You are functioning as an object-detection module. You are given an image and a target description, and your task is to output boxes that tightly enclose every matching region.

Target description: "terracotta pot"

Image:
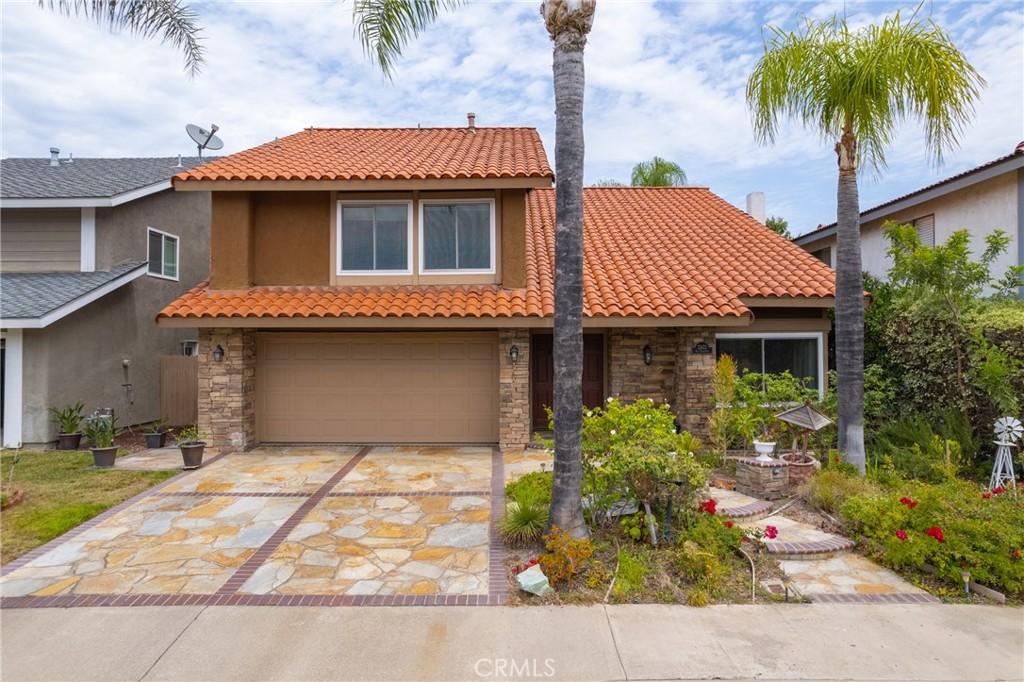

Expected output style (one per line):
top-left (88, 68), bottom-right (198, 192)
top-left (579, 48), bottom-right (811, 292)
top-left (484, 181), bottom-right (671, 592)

top-left (91, 446), bottom-right (118, 468)
top-left (57, 433), bottom-right (83, 450)
top-left (179, 443), bottom-right (206, 469)
top-left (144, 431), bottom-right (168, 449)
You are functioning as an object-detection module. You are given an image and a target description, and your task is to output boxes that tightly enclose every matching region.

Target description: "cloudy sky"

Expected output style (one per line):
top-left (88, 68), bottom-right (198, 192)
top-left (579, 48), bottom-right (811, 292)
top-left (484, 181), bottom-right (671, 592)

top-left (2, 0), bottom-right (1021, 234)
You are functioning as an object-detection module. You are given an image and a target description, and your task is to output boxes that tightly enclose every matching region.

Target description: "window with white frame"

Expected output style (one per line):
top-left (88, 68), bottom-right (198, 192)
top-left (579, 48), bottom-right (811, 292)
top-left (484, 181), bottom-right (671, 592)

top-left (338, 202), bottom-right (411, 274)
top-left (147, 228), bottom-right (179, 280)
top-left (420, 201), bottom-right (494, 273)
top-left (715, 333), bottom-right (825, 396)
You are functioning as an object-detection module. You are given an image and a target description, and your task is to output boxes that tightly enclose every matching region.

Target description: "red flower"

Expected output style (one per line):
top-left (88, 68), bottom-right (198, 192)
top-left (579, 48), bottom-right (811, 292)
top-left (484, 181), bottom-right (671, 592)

top-left (925, 527), bottom-right (945, 543)
top-left (833, 457), bottom-right (840, 463)
top-left (899, 497), bottom-right (919, 509)
top-left (725, 521), bottom-right (734, 529)
top-left (992, 486), bottom-right (1007, 495)
top-left (982, 492), bottom-right (992, 499)
top-left (895, 529), bottom-right (908, 541)
top-left (741, 536), bottom-right (749, 543)
top-left (700, 499), bottom-right (717, 515)
top-left (764, 525), bottom-right (779, 539)
top-left (1013, 550), bottom-right (1021, 560)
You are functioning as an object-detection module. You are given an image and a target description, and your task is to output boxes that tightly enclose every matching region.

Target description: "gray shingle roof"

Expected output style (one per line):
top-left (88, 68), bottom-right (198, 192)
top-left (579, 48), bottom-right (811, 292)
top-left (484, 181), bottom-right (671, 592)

top-left (0, 157), bottom-right (209, 199)
top-left (0, 262), bottom-right (146, 320)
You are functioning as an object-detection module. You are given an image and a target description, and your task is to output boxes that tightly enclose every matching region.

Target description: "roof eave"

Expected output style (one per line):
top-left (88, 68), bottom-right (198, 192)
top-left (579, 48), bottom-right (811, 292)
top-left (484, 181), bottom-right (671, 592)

top-left (172, 176), bottom-right (554, 192)
top-left (2, 264), bottom-right (148, 329)
top-left (0, 180), bottom-right (173, 209)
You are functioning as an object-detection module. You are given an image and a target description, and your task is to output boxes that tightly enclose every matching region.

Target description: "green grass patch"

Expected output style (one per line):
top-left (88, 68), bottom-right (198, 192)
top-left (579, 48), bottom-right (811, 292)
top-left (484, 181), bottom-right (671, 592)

top-left (0, 449), bottom-right (176, 564)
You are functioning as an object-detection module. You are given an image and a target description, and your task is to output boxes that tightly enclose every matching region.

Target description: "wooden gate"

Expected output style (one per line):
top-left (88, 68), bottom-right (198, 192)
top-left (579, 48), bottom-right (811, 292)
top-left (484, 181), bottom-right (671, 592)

top-left (160, 355), bottom-right (198, 426)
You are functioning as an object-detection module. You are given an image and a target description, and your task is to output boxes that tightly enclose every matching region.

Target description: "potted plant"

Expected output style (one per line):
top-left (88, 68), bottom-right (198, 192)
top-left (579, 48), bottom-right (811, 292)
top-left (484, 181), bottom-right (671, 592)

top-left (84, 414), bottom-right (120, 468)
top-left (143, 418), bottom-right (169, 449)
top-left (176, 424), bottom-right (207, 469)
top-left (49, 400), bottom-right (85, 450)
top-left (752, 422), bottom-right (778, 462)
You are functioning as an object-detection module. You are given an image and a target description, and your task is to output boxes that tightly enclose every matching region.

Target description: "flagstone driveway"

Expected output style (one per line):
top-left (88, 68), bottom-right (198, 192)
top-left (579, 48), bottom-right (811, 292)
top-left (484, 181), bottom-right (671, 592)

top-left (0, 445), bottom-right (551, 608)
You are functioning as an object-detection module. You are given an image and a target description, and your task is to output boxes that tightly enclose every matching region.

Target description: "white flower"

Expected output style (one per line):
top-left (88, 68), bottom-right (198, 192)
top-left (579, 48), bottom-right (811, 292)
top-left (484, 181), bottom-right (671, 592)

top-left (607, 397), bottom-right (613, 403)
top-left (610, 429), bottom-right (617, 435)
top-left (664, 402), bottom-right (670, 409)
top-left (586, 411), bottom-right (593, 417)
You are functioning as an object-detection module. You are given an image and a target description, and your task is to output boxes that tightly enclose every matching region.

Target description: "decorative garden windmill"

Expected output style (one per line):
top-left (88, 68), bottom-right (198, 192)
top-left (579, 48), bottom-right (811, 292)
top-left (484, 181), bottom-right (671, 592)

top-left (989, 417), bottom-right (1022, 491)
top-left (775, 401), bottom-right (834, 458)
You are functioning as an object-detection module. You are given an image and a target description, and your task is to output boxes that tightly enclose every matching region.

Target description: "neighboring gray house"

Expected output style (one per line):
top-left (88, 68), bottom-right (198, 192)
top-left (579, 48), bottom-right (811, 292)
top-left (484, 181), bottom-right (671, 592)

top-left (794, 141), bottom-right (1024, 294)
top-left (1, 150), bottom-right (210, 446)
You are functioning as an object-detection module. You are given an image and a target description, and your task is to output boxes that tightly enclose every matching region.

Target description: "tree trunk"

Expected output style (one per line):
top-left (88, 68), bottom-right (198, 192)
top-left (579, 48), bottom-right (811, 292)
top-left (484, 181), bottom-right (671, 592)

top-left (834, 127), bottom-right (866, 473)
top-left (543, 0), bottom-right (594, 538)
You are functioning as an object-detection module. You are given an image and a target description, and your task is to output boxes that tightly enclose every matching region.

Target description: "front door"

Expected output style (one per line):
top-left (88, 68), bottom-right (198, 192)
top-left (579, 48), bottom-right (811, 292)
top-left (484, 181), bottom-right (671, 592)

top-left (531, 334), bottom-right (604, 429)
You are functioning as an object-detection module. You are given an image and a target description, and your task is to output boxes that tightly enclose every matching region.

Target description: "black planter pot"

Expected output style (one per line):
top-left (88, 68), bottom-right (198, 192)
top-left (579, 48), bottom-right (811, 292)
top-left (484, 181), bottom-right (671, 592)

top-left (91, 446), bottom-right (118, 468)
top-left (57, 433), bottom-right (83, 450)
top-left (144, 431), bottom-right (168, 449)
top-left (179, 443), bottom-right (206, 469)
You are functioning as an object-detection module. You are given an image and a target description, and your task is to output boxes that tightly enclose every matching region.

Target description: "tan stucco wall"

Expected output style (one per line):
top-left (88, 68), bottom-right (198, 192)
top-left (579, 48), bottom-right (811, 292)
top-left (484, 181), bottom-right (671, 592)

top-left (253, 192), bottom-right (330, 285)
top-left (210, 192), bottom-right (254, 290)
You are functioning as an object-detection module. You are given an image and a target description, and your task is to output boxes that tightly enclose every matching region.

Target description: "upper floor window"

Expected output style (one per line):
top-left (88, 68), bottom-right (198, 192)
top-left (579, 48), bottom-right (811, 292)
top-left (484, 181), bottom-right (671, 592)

top-left (147, 227), bottom-right (178, 280)
top-left (338, 202), bottom-right (411, 274)
top-left (913, 214), bottom-right (935, 247)
top-left (420, 200), bottom-right (495, 273)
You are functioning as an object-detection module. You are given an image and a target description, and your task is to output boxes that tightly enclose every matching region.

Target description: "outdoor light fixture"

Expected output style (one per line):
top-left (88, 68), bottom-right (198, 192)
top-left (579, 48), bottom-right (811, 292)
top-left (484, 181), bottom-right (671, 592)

top-left (509, 345), bottom-right (519, 364)
top-left (213, 345), bottom-right (225, 363)
top-left (643, 344), bottom-right (653, 365)
top-left (782, 574), bottom-right (792, 602)
top-left (961, 570), bottom-right (971, 596)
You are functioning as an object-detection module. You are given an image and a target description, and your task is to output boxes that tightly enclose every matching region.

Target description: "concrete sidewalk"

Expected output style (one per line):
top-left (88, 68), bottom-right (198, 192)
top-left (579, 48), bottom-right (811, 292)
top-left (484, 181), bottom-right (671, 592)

top-left (2, 604), bottom-right (1021, 681)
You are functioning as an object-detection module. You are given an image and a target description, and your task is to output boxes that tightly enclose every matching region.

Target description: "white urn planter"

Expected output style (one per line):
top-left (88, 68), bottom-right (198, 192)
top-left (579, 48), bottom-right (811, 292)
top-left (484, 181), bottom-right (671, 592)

top-left (752, 440), bottom-right (777, 463)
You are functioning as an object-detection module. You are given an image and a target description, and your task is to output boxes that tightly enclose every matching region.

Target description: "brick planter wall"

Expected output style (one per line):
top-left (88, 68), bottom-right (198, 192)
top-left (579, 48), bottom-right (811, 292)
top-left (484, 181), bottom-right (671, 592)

top-left (735, 457), bottom-right (790, 500)
top-left (499, 329), bottom-right (530, 451)
top-left (198, 328), bottom-right (256, 454)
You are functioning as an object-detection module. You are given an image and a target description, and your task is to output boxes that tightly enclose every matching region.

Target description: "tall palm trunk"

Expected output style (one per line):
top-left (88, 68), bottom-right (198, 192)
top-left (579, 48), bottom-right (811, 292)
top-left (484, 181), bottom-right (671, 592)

top-left (544, 0), bottom-right (594, 538)
top-left (835, 126), bottom-right (866, 472)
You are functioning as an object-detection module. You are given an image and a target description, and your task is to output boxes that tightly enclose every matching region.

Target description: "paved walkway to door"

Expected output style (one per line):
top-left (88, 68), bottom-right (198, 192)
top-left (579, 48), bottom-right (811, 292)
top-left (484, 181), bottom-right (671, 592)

top-left (0, 445), bottom-right (533, 608)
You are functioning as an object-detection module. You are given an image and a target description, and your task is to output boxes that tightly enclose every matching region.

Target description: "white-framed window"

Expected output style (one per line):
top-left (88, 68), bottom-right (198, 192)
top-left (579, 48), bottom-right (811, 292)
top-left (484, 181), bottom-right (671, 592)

top-left (147, 227), bottom-right (179, 280)
top-left (337, 202), bottom-right (413, 275)
top-left (715, 332), bottom-right (825, 398)
top-left (419, 200), bottom-right (495, 274)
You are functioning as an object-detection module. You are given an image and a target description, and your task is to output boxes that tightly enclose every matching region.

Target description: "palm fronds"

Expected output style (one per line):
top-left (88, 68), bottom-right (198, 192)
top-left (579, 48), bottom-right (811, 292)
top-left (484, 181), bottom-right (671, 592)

top-left (353, 0), bottom-right (462, 79)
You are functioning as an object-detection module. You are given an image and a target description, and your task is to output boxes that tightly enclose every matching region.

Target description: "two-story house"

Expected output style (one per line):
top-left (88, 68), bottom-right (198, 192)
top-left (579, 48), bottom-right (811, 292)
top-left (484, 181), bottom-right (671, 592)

top-left (794, 141), bottom-right (1024, 295)
top-left (157, 123), bottom-right (837, 453)
top-left (1, 151), bottom-right (210, 446)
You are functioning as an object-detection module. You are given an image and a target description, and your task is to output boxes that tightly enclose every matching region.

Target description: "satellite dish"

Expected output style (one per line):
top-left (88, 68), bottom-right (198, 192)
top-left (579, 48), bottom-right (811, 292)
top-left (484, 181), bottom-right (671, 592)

top-left (186, 123), bottom-right (224, 160)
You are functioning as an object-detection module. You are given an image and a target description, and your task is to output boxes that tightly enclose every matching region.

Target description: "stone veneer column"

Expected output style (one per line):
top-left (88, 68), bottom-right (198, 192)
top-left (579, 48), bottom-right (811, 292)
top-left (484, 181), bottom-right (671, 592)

top-left (499, 329), bottom-right (530, 451)
top-left (674, 328), bottom-right (716, 439)
top-left (198, 327), bottom-right (256, 454)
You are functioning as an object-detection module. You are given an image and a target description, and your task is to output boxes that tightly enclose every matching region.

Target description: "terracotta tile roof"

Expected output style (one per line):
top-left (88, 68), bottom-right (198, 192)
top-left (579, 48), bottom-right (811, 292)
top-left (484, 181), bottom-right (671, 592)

top-left (173, 128), bottom-right (552, 183)
top-left (158, 187), bottom-right (835, 321)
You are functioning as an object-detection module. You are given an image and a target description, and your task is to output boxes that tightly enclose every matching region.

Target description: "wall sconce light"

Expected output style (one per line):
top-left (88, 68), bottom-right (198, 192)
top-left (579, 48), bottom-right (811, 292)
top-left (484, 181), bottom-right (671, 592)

top-left (509, 345), bottom-right (520, 364)
top-left (213, 345), bottom-right (225, 363)
top-left (642, 344), bottom-right (653, 366)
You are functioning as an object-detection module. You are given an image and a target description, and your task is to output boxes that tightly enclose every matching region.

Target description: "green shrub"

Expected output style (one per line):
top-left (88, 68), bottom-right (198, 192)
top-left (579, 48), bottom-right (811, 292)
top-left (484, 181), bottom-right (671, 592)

top-left (581, 399), bottom-right (707, 526)
top-left (49, 400), bottom-right (85, 435)
top-left (506, 471), bottom-right (552, 505)
top-left (612, 549), bottom-right (649, 599)
top-left (840, 479), bottom-right (1024, 595)
top-left (502, 486), bottom-right (549, 544)
top-left (677, 512), bottom-right (744, 555)
top-left (800, 468), bottom-right (876, 514)
top-left (869, 413), bottom-right (976, 482)
top-left (539, 526), bottom-right (595, 585)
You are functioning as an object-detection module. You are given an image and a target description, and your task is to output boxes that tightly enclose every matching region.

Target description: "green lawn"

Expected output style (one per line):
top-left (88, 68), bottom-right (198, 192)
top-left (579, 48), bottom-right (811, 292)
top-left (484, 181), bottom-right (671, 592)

top-left (0, 450), bottom-right (176, 564)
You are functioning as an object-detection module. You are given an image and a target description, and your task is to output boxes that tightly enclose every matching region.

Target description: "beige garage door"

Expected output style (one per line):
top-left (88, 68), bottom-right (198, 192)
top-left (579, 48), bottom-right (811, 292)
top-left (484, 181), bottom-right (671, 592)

top-left (257, 333), bottom-right (499, 443)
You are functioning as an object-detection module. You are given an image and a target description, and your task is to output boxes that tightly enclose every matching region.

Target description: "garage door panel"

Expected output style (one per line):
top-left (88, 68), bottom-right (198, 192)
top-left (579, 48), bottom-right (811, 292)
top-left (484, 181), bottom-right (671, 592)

top-left (258, 333), bottom-right (498, 443)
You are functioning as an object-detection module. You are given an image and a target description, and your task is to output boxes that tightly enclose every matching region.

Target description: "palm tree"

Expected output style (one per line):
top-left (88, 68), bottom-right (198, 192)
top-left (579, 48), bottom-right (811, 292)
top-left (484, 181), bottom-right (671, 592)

top-left (44, 0), bottom-right (595, 536)
top-left (40, 0), bottom-right (205, 76)
top-left (630, 156), bottom-right (687, 186)
top-left (746, 11), bottom-right (983, 473)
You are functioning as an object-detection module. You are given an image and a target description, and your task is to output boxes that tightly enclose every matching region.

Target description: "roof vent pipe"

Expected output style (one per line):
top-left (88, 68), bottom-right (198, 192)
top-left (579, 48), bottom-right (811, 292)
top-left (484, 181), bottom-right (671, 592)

top-left (746, 191), bottom-right (766, 224)
top-left (49, 147), bottom-right (60, 167)
top-left (67, 153), bottom-right (73, 163)
top-left (467, 112), bottom-right (476, 130)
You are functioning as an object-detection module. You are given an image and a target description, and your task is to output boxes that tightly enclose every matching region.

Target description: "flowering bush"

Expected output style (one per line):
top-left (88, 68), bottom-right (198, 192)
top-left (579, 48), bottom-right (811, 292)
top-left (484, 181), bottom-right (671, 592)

top-left (580, 398), bottom-right (707, 525)
top-left (840, 478), bottom-right (1024, 594)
